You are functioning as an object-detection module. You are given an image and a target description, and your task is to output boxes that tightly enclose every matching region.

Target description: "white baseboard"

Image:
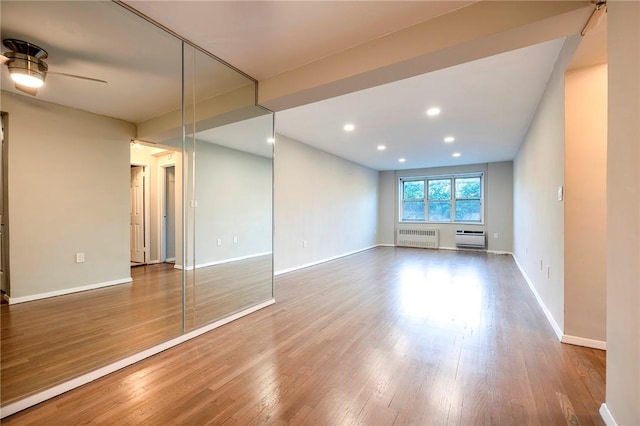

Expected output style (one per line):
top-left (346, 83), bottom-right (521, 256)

top-left (174, 252), bottom-right (272, 271)
top-left (599, 403), bottom-right (618, 426)
top-left (561, 334), bottom-right (606, 350)
top-left (486, 250), bottom-right (513, 255)
top-left (377, 243), bottom-right (395, 247)
top-left (6, 277), bottom-right (133, 305)
top-left (147, 260), bottom-right (161, 265)
top-left (0, 298), bottom-right (275, 419)
top-left (275, 245), bottom-right (377, 276)
top-left (165, 257), bottom-right (176, 262)
top-left (512, 255), bottom-right (563, 341)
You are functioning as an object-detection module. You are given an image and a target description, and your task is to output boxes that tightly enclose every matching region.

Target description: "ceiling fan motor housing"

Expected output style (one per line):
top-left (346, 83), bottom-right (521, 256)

top-left (5, 51), bottom-right (48, 83)
top-left (3, 39), bottom-right (48, 84)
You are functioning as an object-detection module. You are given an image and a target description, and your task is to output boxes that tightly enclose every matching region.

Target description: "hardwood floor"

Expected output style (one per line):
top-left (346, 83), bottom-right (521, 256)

top-left (2, 248), bottom-right (605, 424)
top-left (0, 256), bottom-right (272, 406)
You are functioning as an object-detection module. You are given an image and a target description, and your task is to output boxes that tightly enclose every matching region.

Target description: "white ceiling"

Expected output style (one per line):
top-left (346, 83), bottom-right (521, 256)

top-left (123, 1), bottom-right (581, 171)
top-left (276, 39), bottom-right (565, 171)
top-left (125, 1), bottom-right (475, 80)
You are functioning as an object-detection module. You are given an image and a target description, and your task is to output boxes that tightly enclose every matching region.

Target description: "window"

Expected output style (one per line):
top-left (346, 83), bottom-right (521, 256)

top-left (400, 174), bottom-right (482, 223)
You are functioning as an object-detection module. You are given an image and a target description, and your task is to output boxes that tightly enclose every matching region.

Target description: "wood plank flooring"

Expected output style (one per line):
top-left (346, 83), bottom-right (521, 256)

top-left (2, 248), bottom-right (605, 424)
top-left (0, 256), bottom-right (272, 405)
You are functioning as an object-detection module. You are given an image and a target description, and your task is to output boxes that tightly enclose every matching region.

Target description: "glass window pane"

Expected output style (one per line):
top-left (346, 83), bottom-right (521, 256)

top-left (455, 177), bottom-right (481, 199)
top-left (428, 201), bottom-right (451, 221)
top-left (403, 181), bottom-right (424, 201)
top-left (402, 201), bottom-right (424, 221)
top-left (455, 200), bottom-right (481, 222)
top-left (428, 179), bottom-right (451, 200)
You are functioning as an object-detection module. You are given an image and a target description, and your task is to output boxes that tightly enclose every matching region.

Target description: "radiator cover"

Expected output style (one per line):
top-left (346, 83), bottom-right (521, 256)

top-left (397, 228), bottom-right (439, 249)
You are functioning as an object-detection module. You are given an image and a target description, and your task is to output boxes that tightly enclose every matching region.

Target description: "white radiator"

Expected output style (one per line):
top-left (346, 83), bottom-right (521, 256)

top-left (455, 230), bottom-right (486, 249)
top-left (397, 228), bottom-right (439, 249)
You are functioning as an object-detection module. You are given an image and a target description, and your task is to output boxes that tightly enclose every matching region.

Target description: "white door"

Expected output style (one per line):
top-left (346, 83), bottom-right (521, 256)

top-left (165, 166), bottom-right (176, 261)
top-left (130, 166), bottom-right (145, 264)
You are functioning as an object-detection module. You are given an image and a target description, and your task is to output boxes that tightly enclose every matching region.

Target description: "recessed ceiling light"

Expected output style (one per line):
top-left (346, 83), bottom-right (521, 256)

top-left (344, 123), bottom-right (355, 132)
top-left (267, 137), bottom-right (275, 144)
top-left (398, 158), bottom-right (406, 163)
top-left (426, 107), bottom-right (441, 116)
top-left (377, 145), bottom-right (386, 151)
top-left (452, 152), bottom-right (461, 157)
top-left (444, 136), bottom-right (455, 143)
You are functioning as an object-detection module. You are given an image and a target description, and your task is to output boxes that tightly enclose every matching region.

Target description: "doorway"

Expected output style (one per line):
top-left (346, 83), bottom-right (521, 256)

top-left (163, 165), bottom-right (176, 263)
top-left (130, 165), bottom-right (147, 265)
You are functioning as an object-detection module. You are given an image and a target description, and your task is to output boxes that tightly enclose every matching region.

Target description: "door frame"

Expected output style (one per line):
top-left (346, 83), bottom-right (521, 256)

top-left (130, 162), bottom-right (150, 264)
top-left (1, 111), bottom-right (9, 299)
top-left (158, 160), bottom-right (176, 263)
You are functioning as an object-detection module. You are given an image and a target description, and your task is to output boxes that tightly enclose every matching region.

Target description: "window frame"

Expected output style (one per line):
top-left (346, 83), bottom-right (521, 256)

top-left (399, 173), bottom-right (484, 224)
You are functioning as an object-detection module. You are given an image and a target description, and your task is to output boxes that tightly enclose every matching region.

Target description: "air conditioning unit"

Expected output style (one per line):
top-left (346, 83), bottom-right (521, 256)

top-left (455, 230), bottom-right (485, 249)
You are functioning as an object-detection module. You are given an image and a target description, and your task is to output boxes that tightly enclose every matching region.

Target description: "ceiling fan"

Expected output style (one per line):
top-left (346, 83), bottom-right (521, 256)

top-left (0, 38), bottom-right (107, 96)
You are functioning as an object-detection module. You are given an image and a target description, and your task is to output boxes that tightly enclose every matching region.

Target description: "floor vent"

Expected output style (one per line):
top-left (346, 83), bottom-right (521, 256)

top-left (397, 228), bottom-right (439, 249)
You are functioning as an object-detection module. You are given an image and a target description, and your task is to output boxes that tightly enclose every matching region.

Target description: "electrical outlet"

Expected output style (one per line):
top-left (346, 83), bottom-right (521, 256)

top-left (233, 236), bottom-right (238, 243)
top-left (216, 238), bottom-right (222, 246)
top-left (303, 240), bottom-right (307, 248)
top-left (75, 252), bottom-right (85, 263)
top-left (493, 233), bottom-right (499, 239)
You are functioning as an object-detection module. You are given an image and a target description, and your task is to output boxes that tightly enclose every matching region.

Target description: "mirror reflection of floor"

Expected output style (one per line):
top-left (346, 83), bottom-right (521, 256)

top-left (0, 255), bottom-right (272, 406)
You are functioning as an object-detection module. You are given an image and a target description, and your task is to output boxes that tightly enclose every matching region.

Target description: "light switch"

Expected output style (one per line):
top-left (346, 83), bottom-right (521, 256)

top-left (76, 252), bottom-right (85, 263)
top-left (557, 185), bottom-right (563, 201)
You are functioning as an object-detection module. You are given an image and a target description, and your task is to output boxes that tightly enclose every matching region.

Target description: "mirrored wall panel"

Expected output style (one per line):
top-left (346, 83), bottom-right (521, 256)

top-left (0, 1), bottom-right (273, 410)
top-left (183, 46), bottom-right (273, 331)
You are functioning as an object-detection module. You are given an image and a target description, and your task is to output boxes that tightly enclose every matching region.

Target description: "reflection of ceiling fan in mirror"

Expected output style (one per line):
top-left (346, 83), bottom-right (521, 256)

top-left (0, 38), bottom-right (107, 96)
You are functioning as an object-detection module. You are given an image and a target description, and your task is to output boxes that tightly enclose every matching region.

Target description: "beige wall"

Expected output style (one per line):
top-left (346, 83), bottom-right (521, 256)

top-left (192, 141), bottom-right (272, 267)
top-left (513, 36), bottom-right (581, 335)
top-left (377, 170), bottom-right (396, 245)
top-left (274, 134), bottom-right (378, 274)
top-left (486, 161), bottom-right (514, 253)
top-left (378, 162), bottom-right (513, 252)
top-left (564, 64), bottom-right (607, 343)
top-left (605, 2), bottom-right (640, 424)
top-left (2, 91), bottom-right (134, 299)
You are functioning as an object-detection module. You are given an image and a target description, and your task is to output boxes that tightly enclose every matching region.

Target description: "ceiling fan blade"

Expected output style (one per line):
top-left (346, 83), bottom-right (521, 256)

top-left (47, 71), bottom-right (107, 84)
top-left (0, 54), bottom-right (9, 65)
top-left (15, 84), bottom-right (38, 96)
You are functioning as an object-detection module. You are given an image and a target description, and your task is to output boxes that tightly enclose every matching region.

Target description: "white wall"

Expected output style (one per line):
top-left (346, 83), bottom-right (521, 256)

top-left (2, 91), bottom-right (134, 300)
top-left (605, 2), bottom-right (640, 424)
top-left (192, 141), bottom-right (272, 267)
top-left (378, 162), bottom-right (513, 252)
top-left (564, 64), bottom-right (607, 344)
top-left (274, 134), bottom-right (378, 273)
top-left (513, 36), bottom-right (580, 336)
